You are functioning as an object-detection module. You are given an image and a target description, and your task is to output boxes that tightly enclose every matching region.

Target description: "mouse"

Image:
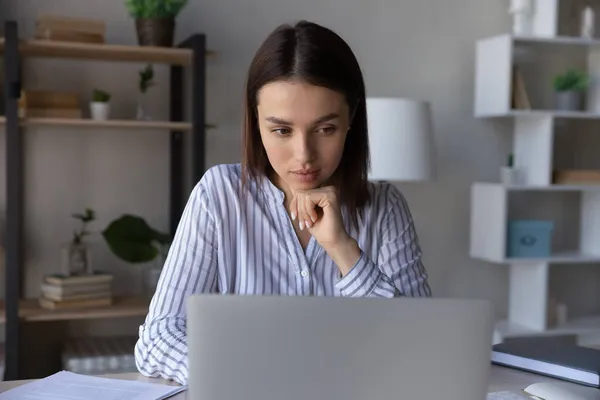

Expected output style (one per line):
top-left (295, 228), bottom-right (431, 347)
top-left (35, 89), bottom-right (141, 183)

top-left (524, 382), bottom-right (600, 400)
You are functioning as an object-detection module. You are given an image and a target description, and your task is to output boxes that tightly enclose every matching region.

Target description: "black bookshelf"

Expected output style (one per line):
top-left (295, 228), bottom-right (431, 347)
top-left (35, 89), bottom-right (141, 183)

top-left (1, 20), bottom-right (208, 380)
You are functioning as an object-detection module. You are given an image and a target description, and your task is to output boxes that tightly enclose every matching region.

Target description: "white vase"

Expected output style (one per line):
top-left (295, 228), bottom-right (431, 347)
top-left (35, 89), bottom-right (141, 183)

top-left (501, 166), bottom-right (522, 185)
top-left (581, 6), bottom-right (595, 39)
top-left (509, 0), bottom-right (533, 36)
top-left (61, 242), bottom-right (93, 276)
top-left (90, 102), bottom-right (110, 120)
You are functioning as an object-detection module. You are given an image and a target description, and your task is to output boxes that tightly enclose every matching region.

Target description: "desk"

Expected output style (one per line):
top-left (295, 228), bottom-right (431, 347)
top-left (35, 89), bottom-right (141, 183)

top-left (0, 365), bottom-right (580, 398)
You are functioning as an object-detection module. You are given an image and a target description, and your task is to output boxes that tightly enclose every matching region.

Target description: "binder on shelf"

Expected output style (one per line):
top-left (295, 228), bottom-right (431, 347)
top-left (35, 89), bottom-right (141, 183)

top-left (492, 341), bottom-right (600, 388)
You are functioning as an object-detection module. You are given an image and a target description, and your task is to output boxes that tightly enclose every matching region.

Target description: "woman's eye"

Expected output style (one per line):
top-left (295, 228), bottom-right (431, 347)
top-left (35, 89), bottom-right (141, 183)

top-left (272, 128), bottom-right (291, 136)
top-left (318, 126), bottom-right (337, 135)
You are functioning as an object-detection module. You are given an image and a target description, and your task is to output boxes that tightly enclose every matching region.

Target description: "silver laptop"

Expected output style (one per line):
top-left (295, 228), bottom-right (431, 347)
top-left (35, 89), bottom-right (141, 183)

top-left (187, 295), bottom-right (493, 400)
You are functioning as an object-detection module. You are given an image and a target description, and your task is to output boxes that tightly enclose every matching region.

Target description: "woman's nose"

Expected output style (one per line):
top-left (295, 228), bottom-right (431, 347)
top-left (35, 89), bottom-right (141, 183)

top-left (294, 133), bottom-right (315, 163)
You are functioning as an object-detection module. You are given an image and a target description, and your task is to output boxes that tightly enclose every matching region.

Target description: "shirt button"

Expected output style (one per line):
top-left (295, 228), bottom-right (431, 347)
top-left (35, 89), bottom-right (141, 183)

top-left (301, 270), bottom-right (309, 278)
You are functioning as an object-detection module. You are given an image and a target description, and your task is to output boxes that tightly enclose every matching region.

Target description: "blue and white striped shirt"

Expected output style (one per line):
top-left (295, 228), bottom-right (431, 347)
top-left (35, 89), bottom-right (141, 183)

top-left (134, 163), bottom-right (431, 384)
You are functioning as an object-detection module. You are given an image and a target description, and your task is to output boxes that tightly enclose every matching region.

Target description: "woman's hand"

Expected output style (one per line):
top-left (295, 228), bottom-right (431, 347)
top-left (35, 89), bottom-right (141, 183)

top-left (290, 187), bottom-right (361, 275)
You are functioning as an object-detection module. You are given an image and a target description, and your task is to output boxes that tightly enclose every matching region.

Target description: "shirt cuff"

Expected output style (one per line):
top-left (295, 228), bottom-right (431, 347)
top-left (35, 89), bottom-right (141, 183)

top-left (335, 251), bottom-right (382, 297)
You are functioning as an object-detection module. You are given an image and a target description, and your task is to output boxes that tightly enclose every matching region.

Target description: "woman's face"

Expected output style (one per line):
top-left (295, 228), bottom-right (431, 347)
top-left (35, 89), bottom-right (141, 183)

top-left (256, 80), bottom-right (350, 196)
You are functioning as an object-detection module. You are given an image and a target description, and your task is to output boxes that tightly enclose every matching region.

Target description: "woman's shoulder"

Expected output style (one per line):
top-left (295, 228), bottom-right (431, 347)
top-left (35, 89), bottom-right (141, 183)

top-left (365, 180), bottom-right (411, 214)
top-left (191, 163), bottom-right (243, 204)
top-left (201, 163), bottom-right (243, 188)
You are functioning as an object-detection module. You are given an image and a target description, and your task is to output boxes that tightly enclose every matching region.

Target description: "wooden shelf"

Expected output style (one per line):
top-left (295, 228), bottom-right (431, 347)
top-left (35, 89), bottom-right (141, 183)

top-left (476, 182), bottom-right (600, 192)
top-left (474, 251), bottom-right (600, 265)
top-left (0, 116), bottom-right (205, 130)
top-left (0, 296), bottom-right (149, 323)
top-left (476, 109), bottom-right (600, 120)
top-left (0, 38), bottom-right (215, 65)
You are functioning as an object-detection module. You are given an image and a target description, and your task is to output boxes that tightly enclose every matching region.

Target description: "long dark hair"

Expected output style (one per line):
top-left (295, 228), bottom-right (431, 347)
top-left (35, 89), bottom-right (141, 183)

top-left (241, 20), bottom-right (370, 226)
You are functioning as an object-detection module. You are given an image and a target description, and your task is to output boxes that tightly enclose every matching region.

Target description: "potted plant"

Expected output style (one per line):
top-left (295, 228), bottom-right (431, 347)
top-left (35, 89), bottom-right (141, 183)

top-left (90, 89), bottom-right (111, 120)
top-left (62, 208), bottom-right (96, 276)
top-left (102, 214), bottom-right (171, 297)
top-left (553, 68), bottom-right (590, 111)
top-left (136, 64), bottom-right (155, 120)
top-left (124, 0), bottom-right (188, 47)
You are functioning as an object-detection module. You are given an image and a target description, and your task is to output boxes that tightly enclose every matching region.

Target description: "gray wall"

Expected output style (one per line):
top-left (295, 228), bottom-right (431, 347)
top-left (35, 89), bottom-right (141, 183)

top-left (1, 0), bottom-right (599, 341)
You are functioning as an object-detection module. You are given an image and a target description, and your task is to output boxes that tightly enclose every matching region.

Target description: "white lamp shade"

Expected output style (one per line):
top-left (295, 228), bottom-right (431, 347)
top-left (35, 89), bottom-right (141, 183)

top-left (366, 97), bottom-right (436, 181)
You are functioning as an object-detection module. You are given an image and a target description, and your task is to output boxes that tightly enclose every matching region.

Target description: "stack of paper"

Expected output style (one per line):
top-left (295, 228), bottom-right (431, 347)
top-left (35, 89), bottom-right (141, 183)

top-left (0, 371), bottom-right (186, 400)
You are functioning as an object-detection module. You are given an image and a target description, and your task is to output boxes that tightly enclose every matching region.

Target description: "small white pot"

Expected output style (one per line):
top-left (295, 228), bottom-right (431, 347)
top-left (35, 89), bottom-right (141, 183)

top-left (90, 102), bottom-right (110, 120)
top-left (501, 166), bottom-right (522, 185)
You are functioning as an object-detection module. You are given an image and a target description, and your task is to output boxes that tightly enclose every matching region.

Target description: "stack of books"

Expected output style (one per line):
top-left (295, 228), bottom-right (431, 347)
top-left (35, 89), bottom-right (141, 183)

top-left (39, 272), bottom-right (114, 310)
top-left (18, 90), bottom-right (82, 119)
top-left (35, 14), bottom-right (106, 44)
top-left (62, 336), bottom-right (138, 375)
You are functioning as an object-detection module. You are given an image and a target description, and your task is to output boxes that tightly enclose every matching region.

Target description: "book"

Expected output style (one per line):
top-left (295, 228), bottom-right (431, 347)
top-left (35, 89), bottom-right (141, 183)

top-left (492, 341), bottom-right (600, 388)
top-left (44, 272), bottom-right (113, 286)
top-left (41, 290), bottom-right (112, 302)
top-left (41, 282), bottom-right (111, 298)
top-left (35, 27), bottom-right (105, 44)
top-left (21, 90), bottom-right (80, 109)
top-left (35, 14), bottom-right (106, 36)
top-left (20, 107), bottom-right (82, 119)
top-left (39, 296), bottom-right (112, 310)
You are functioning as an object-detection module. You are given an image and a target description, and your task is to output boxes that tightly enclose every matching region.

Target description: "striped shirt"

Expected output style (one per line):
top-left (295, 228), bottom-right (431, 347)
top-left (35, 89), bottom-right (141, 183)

top-left (134, 163), bottom-right (431, 385)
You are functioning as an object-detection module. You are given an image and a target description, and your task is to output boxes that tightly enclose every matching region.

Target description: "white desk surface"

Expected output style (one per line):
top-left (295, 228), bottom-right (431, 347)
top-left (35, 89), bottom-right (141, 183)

top-left (0, 365), bottom-right (581, 398)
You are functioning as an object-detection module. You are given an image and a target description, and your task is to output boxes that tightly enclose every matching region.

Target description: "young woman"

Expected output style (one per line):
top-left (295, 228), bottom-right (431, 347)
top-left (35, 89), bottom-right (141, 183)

top-left (135, 20), bottom-right (432, 385)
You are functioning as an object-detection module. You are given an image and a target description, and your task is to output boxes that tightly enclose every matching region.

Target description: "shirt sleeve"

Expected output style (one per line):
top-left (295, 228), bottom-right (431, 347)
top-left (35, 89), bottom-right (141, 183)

top-left (134, 178), bottom-right (219, 385)
top-left (336, 184), bottom-right (431, 298)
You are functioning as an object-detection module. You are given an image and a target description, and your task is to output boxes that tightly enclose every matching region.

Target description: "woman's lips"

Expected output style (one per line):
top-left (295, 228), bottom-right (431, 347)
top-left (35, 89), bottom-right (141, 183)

top-left (291, 169), bottom-right (320, 183)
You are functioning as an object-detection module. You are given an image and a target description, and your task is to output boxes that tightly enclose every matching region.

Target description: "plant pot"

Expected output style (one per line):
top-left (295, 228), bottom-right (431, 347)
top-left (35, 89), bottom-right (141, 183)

top-left (554, 90), bottom-right (583, 111)
top-left (90, 102), bottom-right (110, 120)
top-left (135, 18), bottom-right (175, 47)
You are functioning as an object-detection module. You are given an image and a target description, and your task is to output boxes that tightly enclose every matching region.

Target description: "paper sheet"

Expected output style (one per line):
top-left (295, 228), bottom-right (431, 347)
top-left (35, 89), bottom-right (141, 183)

top-left (0, 371), bottom-right (186, 400)
top-left (488, 391), bottom-right (534, 400)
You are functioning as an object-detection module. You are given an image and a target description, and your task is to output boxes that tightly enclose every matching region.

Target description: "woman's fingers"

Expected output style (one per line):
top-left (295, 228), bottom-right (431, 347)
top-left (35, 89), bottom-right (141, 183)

top-left (303, 195), bottom-right (318, 229)
top-left (297, 193), bottom-right (309, 230)
top-left (289, 195), bottom-right (298, 222)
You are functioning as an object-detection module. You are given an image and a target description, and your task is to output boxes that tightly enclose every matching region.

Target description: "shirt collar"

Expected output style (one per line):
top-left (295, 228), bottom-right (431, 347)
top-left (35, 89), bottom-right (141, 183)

top-left (260, 174), bottom-right (285, 204)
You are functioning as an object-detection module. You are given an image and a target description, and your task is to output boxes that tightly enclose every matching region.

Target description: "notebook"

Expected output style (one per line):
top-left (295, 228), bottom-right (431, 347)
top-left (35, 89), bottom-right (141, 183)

top-left (0, 370), bottom-right (185, 399)
top-left (492, 341), bottom-right (600, 388)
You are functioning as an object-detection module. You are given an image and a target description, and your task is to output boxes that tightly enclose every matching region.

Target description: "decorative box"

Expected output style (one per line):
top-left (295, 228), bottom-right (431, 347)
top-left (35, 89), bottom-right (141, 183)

top-left (507, 220), bottom-right (553, 258)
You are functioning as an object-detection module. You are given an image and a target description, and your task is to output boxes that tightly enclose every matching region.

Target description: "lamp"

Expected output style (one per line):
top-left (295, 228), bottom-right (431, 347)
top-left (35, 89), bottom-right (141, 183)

top-left (366, 97), bottom-right (436, 181)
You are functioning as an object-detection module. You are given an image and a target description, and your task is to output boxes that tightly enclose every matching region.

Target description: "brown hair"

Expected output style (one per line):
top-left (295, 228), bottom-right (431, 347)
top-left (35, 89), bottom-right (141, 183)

top-left (241, 20), bottom-right (370, 226)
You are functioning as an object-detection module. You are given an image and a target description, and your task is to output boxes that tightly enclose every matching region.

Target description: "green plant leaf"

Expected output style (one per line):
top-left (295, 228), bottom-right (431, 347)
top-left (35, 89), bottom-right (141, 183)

top-left (102, 214), bottom-right (170, 263)
top-left (124, 0), bottom-right (187, 18)
top-left (92, 89), bottom-right (111, 102)
top-left (553, 68), bottom-right (590, 92)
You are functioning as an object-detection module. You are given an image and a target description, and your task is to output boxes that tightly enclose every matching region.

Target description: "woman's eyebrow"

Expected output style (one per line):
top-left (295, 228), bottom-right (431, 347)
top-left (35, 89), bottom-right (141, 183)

top-left (265, 116), bottom-right (292, 125)
top-left (265, 112), bottom-right (339, 126)
top-left (312, 112), bottom-right (339, 124)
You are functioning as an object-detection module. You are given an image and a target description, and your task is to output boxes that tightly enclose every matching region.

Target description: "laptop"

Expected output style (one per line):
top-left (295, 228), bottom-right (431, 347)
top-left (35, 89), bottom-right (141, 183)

top-left (187, 295), bottom-right (493, 400)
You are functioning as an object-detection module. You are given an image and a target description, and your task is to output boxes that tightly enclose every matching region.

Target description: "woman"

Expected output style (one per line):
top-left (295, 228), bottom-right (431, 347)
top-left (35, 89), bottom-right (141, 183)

top-left (135, 20), bottom-right (431, 385)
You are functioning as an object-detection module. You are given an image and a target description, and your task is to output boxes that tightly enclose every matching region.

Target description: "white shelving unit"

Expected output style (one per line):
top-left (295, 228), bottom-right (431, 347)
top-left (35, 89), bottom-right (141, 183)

top-left (471, 2), bottom-right (600, 345)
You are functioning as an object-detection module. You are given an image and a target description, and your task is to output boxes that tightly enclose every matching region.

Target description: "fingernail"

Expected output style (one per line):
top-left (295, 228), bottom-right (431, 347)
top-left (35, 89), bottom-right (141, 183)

top-left (291, 212), bottom-right (296, 221)
top-left (310, 215), bottom-right (316, 223)
top-left (299, 221), bottom-right (304, 231)
top-left (305, 220), bottom-right (311, 228)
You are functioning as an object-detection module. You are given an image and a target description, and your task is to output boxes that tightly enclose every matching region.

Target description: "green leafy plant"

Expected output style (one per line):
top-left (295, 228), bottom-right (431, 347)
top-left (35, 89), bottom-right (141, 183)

top-left (553, 69), bottom-right (590, 92)
top-left (139, 64), bottom-right (155, 93)
top-left (72, 208), bottom-right (96, 245)
top-left (507, 153), bottom-right (514, 168)
top-left (92, 89), bottom-right (111, 102)
top-left (102, 214), bottom-right (171, 263)
top-left (125, 0), bottom-right (187, 18)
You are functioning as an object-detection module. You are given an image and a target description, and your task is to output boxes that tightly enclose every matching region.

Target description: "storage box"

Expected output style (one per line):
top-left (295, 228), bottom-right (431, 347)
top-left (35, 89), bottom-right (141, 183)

top-left (507, 220), bottom-right (553, 258)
